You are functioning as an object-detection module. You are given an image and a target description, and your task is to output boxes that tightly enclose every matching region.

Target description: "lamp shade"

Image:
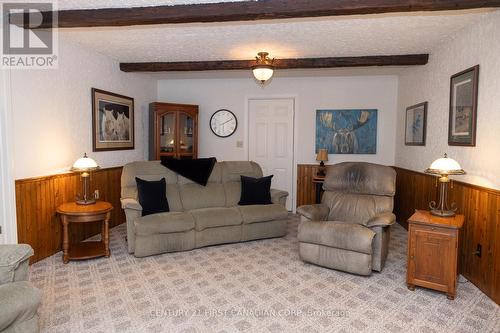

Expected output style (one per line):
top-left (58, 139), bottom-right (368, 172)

top-left (316, 149), bottom-right (329, 162)
top-left (72, 153), bottom-right (99, 171)
top-left (252, 66), bottom-right (274, 83)
top-left (425, 153), bottom-right (465, 175)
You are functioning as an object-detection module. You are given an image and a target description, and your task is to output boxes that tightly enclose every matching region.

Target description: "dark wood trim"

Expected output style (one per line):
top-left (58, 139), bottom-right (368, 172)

top-left (394, 166), bottom-right (500, 196)
top-left (15, 167), bottom-right (124, 263)
top-left (14, 166), bottom-right (123, 184)
top-left (12, 0), bottom-right (500, 29)
top-left (120, 54), bottom-right (429, 72)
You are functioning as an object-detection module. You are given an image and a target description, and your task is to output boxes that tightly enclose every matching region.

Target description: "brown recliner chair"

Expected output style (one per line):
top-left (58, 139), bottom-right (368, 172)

top-left (297, 162), bottom-right (396, 275)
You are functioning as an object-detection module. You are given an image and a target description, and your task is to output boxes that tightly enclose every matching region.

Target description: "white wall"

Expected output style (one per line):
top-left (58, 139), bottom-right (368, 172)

top-left (396, 11), bottom-right (500, 190)
top-left (0, 68), bottom-right (18, 243)
top-left (9, 36), bottom-right (156, 179)
top-left (157, 75), bottom-right (399, 166)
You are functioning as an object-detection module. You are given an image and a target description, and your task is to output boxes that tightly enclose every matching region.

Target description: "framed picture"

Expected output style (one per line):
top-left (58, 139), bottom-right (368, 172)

top-left (448, 65), bottom-right (479, 146)
top-left (92, 88), bottom-right (134, 151)
top-left (405, 102), bottom-right (427, 146)
top-left (316, 109), bottom-right (377, 154)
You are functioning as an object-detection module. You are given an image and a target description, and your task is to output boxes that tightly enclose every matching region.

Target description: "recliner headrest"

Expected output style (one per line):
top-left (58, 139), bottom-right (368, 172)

top-left (323, 162), bottom-right (396, 196)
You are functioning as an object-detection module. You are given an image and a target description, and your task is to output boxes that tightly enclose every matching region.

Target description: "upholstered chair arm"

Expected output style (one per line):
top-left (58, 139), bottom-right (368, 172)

top-left (0, 244), bottom-right (33, 285)
top-left (366, 212), bottom-right (396, 228)
top-left (296, 204), bottom-right (330, 221)
top-left (270, 189), bottom-right (288, 206)
top-left (121, 198), bottom-right (142, 211)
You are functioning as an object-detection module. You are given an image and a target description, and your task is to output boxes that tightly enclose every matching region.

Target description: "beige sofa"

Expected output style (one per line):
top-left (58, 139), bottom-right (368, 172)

top-left (121, 161), bottom-right (289, 257)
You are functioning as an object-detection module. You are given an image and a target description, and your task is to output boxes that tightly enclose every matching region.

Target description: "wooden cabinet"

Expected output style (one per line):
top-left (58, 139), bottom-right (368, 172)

top-left (149, 102), bottom-right (198, 160)
top-left (406, 210), bottom-right (464, 299)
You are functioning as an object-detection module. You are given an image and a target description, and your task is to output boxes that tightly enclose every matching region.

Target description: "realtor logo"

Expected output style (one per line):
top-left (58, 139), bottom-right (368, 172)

top-left (1, 2), bottom-right (58, 68)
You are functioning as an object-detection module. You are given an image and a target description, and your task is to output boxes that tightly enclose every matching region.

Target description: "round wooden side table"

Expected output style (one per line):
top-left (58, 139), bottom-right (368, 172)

top-left (57, 201), bottom-right (113, 264)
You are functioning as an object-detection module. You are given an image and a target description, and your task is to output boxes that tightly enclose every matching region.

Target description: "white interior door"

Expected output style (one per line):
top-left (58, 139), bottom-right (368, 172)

top-left (248, 98), bottom-right (294, 210)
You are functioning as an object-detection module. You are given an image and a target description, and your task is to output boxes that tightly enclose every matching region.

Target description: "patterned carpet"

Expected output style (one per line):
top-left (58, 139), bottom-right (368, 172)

top-left (29, 215), bottom-right (500, 333)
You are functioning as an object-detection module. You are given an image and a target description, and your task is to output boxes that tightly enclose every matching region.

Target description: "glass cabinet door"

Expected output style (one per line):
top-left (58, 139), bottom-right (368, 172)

top-left (159, 112), bottom-right (176, 154)
top-left (178, 112), bottom-right (194, 155)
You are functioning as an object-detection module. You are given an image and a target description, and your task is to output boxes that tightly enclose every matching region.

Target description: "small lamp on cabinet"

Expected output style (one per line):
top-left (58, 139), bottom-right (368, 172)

top-left (424, 153), bottom-right (465, 217)
top-left (316, 149), bottom-right (329, 177)
top-left (72, 153), bottom-right (100, 205)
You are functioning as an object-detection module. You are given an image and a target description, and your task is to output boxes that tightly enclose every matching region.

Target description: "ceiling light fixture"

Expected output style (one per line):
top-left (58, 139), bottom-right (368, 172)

top-left (252, 52), bottom-right (274, 85)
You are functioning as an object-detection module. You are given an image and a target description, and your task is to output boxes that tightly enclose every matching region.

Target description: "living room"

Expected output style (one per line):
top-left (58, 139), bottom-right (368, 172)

top-left (0, 1), bottom-right (499, 332)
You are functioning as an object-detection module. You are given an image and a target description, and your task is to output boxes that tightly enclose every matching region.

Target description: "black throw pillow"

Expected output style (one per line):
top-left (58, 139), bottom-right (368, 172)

top-left (135, 177), bottom-right (169, 216)
top-left (238, 175), bottom-right (273, 205)
top-left (161, 157), bottom-right (217, 186)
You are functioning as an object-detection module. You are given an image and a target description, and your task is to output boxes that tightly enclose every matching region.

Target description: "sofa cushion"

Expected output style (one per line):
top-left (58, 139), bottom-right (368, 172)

top-left (0, 281), bottom-right (42, 332)
top-left (179, 183), bottom-right (226, 210)
top-left (136, 177), bottom-right (169, 216)
top-left (190, 207), bottom-right (243, 231)
top-left (134, 212), bottom-right (194, 236)
top-left (238, 175), bottom-right (273, 205)
top-left (238, 204), bottom-right (288, 224)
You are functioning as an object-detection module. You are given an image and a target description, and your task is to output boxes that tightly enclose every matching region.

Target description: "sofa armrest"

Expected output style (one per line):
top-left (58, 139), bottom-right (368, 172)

top-left (0, 244), bottom-right (33, 285)
top-left (270, 189), bottom-right (288, 206)
top-left (121, 198), bottom-right (142, 211)
top-left (296, 204), bottom-right (330, 221)
top-left (366, 212), bottom-right (396, 228)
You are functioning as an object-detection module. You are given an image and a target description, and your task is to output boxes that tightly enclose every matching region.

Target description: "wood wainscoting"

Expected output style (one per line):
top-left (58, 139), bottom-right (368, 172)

top-left (296, 164), bottom-right (500, 304)
top-left (15, 167), bottom-right (124, 263)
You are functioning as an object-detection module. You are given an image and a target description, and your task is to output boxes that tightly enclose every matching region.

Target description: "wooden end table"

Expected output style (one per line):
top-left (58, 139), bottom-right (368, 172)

top-left (57, 201), bottom-right (113, 264)
top-left (312, 175), bottom-right (325, 204)
top-left (406, 210), bottom-right (464, 300)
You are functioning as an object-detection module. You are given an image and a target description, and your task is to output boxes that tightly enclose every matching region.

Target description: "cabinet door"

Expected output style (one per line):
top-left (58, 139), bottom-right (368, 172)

top-left (158, 112), bottom-right (177, 158)
top-left (408, 226), bottom-right (456, 291)
top-left (177, 111), bottom-right (196, 158)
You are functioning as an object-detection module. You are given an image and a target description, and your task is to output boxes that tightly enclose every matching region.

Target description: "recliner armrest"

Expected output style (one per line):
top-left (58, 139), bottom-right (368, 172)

top-left (0, 244), bottom-right (33, 285)
top-left (270, 189), bottom-right (288, 206)
top-left (296, 204), bottom-right (330, 221)
top-left (121, 198), bottom-right (142, 211)
top-left (366, 212), bottom-right (396, 228)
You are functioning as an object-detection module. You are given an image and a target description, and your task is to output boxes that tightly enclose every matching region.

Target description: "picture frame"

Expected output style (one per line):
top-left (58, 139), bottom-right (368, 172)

top-left (92, 88), bottom-right (134, 151)
top-left (405, 102), bottom-right (427, 146)
top-left (448, 65), bottom-right (479, 146)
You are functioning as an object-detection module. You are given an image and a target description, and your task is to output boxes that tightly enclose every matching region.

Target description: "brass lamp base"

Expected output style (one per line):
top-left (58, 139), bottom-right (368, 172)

top-left (76, 198), bottom-right (96, 205)
top-left (317, 161), bottom-right (326, 177)
top-left (429, 178), bottom-right (457, 218)
top-left (430, 209), bottom-right (456, 217)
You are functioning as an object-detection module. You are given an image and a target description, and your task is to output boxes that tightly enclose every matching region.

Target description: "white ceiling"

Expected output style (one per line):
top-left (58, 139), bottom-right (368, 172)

top-left (59, 9), bottom-right (495, 64)
top-left (55, 3), bottom-right (497, 78)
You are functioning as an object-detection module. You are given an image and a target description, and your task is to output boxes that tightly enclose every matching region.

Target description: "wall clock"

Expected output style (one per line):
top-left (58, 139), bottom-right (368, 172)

top-left (210, 109), bottom-right (238, 138)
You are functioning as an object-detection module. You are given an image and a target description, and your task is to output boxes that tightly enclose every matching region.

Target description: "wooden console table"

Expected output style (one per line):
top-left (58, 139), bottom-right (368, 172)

top-left (312, 176), bottom-right (325, 204)
top-left (57, 201), bottom-right (113, 264)
top-left (406, 210), bottom-right (464, 299)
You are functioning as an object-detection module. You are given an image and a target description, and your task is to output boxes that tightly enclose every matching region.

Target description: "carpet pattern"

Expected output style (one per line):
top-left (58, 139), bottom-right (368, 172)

top-left (29, 215), bottom-right (500, 333)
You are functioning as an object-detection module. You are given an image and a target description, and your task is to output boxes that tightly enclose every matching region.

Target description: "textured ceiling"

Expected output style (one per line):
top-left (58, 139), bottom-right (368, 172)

top-left (60, 10), bottom-right (493, 64)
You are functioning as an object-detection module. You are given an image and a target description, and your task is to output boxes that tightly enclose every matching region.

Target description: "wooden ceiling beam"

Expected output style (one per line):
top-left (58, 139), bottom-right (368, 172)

top-left (119, 54), bottom-right (429, 72)
top-left (10, 0), bottom-right (500, 29)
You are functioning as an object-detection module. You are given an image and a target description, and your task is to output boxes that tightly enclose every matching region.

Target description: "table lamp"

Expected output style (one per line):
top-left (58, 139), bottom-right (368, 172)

top-left (72, 153), bottom-right (99, 205)
top-left (424, 153), bottom-right (465, 217)
top-left (316, 149), bottom-right (329, 177)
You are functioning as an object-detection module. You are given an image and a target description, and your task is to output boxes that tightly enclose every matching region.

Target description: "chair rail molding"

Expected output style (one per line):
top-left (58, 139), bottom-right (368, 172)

top-left (0, 68), bottom-right (17, 244)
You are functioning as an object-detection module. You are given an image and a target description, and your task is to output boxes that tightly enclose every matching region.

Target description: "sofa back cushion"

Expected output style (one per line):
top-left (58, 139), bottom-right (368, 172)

top-left (121, 161), bottom-right (183, 211)
top-left (178, 163), bottom-right (226, 210)
top-left (221, 161), bottom-right (263, 207)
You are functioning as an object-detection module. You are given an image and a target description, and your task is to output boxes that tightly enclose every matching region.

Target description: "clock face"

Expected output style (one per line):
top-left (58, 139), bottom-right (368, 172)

top-left (210, 109), bottom-right (238, 138)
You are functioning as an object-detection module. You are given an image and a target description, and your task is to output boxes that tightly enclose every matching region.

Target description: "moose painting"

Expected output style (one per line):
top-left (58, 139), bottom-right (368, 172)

top-left (315, 109), bottom-right (377, 154)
